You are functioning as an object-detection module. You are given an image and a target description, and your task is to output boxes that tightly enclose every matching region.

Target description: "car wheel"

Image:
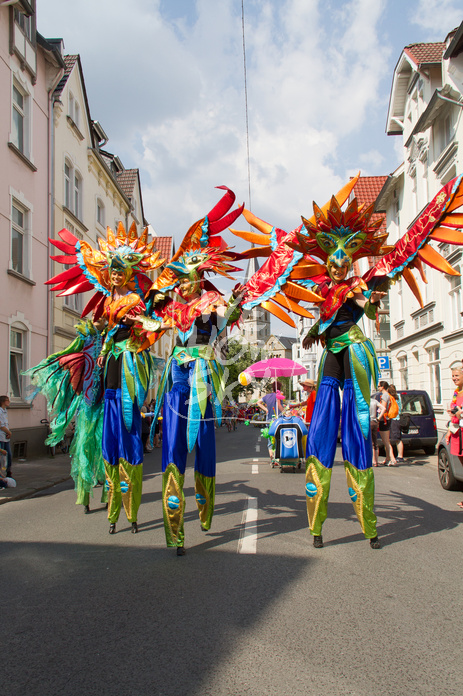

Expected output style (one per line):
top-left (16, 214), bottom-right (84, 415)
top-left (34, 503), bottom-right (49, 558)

top-left (438, 447), bottom-right (459, 490)
top-left (423, 445), bottom-right (436, 455)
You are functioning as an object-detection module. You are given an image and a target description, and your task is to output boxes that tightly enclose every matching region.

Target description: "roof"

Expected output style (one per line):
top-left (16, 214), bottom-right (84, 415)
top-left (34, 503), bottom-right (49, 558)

top-left (153, 236), bottom-right (173, 261)
top-left (116, 169), bottom-right (138, 198)
top-left (404, 42), bottom-right (445, 67)
top-left (352, 176), bottom-right (388, 233)
top-left (266, 335), bottom-right (296, 349)
top-left (444, 22), bottom-right (463, 59)
top-left (54, 54), bottom-right (78, 97)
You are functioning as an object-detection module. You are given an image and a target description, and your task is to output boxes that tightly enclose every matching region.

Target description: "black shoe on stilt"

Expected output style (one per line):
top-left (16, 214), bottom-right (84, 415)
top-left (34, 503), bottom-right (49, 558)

top-left (131, 522), bottom-right (138, 534)
top-left (84, 505), bottom-right (90, 514)
top-left (109, 523), bottom-right (116, 534)
top-left (370, 536), bottom-right (381, 549)
top-left (313, 535), bottom-right (324, 548)
top-left (176, 546), bottom-right (186, 556)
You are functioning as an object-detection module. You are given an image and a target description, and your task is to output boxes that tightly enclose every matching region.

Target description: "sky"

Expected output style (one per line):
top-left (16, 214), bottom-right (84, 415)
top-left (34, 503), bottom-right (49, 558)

top-left (38, 0), bottom-right (462, 335)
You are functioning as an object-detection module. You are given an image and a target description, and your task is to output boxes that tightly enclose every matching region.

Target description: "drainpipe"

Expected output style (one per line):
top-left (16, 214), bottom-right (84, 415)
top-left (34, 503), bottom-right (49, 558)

top-left (436, 89), bottom-right (463, 109)
top-left (47, 70), bottom-right (64, 355)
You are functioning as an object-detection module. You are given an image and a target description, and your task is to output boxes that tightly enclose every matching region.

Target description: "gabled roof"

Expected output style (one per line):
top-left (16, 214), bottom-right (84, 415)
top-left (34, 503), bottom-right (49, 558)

top-left (444, 22), bottom-right (463, 59)
top-left (386, 40), bottom-right (445, 136)
top-left (153, 236), bottom-right (173, 262)
top-left (404, 42), bottom-right (445, 67)
top-left (352, 176), bottom-right (388, 233)
top-left (53, 54), bottom-right (95, 147)
top-left (116, 169), bottom-right (138, 198)
top-left (54, 54), bottom-right (78, 97)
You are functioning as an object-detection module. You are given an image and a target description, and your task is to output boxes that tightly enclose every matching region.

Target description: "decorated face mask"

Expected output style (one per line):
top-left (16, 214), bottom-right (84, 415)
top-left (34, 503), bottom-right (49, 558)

top-left (165, 251), bottom-right (210, 297)
top-left (107, 245), bottom-right (145, 285)
top-left (299, 195), bottom-right (385, 282)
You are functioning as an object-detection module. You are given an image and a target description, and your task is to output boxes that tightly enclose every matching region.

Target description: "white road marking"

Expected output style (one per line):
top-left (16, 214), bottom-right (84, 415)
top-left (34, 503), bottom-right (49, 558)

top-left (239, 496), bottom-right (258, 554)
top-left (252, 464), bottom-right (259, 474)
top-left (253, 458), bottom-right (258, 461)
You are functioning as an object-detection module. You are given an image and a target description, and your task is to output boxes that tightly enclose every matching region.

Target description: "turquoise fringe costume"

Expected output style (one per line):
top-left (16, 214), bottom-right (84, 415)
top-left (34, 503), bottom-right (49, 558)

top-left (24, 320), bottom-right (107, 506)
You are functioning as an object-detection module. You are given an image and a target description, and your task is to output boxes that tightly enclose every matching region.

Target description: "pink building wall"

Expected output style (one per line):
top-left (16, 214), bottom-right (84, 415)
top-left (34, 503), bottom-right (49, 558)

top-left (0, 7), bottom-right (62, 456)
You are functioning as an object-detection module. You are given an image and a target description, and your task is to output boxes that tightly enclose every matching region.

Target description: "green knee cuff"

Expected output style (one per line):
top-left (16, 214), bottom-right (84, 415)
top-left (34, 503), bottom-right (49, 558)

top-left (344, 461), bottom-right (377, 538)
top-left (305, 455), bottom-right (332, 536)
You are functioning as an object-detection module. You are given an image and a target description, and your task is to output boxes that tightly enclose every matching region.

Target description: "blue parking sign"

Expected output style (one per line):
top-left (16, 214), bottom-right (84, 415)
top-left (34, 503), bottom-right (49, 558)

top-left (378, 355), bottom-right (390, 371)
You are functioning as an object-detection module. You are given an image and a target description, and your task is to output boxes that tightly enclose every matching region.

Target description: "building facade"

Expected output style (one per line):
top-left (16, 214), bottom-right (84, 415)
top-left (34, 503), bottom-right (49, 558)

top-left (1, 1), bottom-right (64, 456)
top-left (376, 23), bottom-right (463, 435)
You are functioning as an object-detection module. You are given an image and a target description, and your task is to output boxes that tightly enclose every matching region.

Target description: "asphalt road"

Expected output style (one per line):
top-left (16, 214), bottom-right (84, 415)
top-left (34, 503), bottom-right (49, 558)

top-left (1, 423), bottom-right (463, 696)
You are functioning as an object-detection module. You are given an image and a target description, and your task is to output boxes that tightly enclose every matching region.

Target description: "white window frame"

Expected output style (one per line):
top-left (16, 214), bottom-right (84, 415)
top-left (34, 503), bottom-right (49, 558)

top-left (64, 158), bottom-right (83, 221)
top-left (425, 341), bottom-right (442, 405)
top-left (8, 314), bottom-right (31, 403)
top-left (14, 7), bottom-right (32, 40)
top-left (448, 266), bottom-right (462, 331)
top-left (68, 91), bottom-right (80, 129)
top-left (63, 222), bottom-right (82, 314)
top-left (64, 159), bottom-right (72, 209)
top-left (96, 198), bottom-right (105, 228)
top-left (11, 77), bottom-right (31, 159)
top-left (9, 190), bottom-right (32, 279)
top-left (74, 171), bottom-right (82, 219)
top-left (397, 352), bottom-right (408, 390)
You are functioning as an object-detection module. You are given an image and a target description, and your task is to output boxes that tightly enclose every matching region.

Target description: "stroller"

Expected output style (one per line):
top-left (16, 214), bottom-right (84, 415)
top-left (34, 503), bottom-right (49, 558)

top-left (268, 413), bottom-right (308, 472)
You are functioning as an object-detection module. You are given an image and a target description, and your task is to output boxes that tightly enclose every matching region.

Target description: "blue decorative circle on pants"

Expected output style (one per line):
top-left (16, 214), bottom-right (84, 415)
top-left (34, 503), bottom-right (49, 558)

top-left (120, 481), bottom-right (129, 493)
top-left (167, 495), bottom-right (180, 510)
top-left (306, 482), bottom-right (317, 498)
top-left (196, 493), bottom-right (206, 506)
top-left (105, 480), bottom-right (110, 491)
top-left (348, 487), bottom-right (358, 502)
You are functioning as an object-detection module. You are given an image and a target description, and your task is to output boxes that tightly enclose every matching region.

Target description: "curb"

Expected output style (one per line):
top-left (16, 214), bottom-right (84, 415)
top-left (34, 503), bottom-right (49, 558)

top-left (0, 475), bottom-right (72, 505)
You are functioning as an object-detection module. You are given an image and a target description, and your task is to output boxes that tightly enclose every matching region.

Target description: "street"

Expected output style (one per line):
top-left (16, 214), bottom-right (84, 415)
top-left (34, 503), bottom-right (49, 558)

top-left (2, 423), bottom-right (463, 696)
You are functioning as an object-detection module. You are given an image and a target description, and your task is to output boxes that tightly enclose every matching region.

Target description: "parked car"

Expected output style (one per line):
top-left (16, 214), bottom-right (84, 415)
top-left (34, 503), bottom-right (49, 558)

top-left (437, 435), bottom-right (463, 490)
top-left (378, 389), bottom-right (438, 456)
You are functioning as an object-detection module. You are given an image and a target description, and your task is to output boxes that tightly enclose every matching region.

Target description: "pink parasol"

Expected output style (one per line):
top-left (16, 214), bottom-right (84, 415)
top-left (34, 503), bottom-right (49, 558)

top-left (239, 357), bottom-right (306, 386)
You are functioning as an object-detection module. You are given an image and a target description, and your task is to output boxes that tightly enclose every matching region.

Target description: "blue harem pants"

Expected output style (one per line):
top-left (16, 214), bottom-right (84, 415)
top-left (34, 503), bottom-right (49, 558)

top-left (161, 360), bottom-right (216, 547)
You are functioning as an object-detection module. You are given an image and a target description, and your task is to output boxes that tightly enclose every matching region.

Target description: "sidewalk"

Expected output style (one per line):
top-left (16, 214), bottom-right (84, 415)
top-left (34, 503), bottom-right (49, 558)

top-left (0, 453), bottom-right (72, 505)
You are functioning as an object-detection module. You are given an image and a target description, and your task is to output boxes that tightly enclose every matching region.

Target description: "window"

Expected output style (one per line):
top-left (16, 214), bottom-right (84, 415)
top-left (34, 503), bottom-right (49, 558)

top-left (12, 82), bottom-right (27, 155)
top-left (68, 92), bottom-right (80, 128)
top-left (397, 353), bottom-right (408, 390)
top-left (96, 199), bottom-right (105, 227)
top-left (74, 172), bottom-right (82, 219)
top-left (14, 8), bottom-right (32, 40)
top-left (63, 222), bottom-right (82, 313)
top-left (11, 201), bottom-right (28, 275)
top-left (64, 161), bottom-right (72, 209)
top-left (449, 267), bottom-right (462, 331)
top-left (10, 326), bottom-right (25, 399)
top-left (426, 343), bottom-right (441, 404)
top-left (64, 160), bottom-right (83, 220)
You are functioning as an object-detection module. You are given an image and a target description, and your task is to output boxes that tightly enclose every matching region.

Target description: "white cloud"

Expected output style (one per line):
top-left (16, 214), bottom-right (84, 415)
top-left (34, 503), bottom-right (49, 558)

top-left (38, 0), bottom-right (412, 250)
top-left (413, 0), bottom-right (462, 38)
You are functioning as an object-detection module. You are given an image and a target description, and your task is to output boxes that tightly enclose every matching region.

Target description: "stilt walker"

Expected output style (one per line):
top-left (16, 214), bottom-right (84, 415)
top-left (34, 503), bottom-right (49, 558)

top-left (146, 187), bottom-right (245, 555)
top-left (228, 173), bottom-right (463, 549)
top-left (44, 222), bottom-right (166, 533)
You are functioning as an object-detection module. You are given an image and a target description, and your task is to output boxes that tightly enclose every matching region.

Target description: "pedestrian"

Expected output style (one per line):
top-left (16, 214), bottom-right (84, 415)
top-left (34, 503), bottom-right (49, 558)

top-left (289, 378), bottom-right (316, 426)
top-left (370, 394), bottom-right (386, 467)
top-left (257, 382), bottom-right (285, 465)
top-left (388, 384), bottom-right (405, 463)
top-left (445, 365), bottom-right (463, 508)
top-left (377, 381), bottom-right (398, 466)
top-left (0, 396), bottom-right (12, 478)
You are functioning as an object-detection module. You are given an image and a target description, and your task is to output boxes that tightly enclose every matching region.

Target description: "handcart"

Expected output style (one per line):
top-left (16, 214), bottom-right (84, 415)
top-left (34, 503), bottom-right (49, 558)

top-left (268, 413), bottom-right (308, 472)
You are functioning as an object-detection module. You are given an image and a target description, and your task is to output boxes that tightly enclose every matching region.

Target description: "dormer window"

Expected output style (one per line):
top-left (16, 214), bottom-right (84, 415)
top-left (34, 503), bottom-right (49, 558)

top-left (14, 8), bottom-right (32, 41)
top-left (68, 92), bottom-right (80, 129)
